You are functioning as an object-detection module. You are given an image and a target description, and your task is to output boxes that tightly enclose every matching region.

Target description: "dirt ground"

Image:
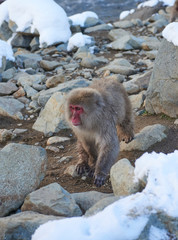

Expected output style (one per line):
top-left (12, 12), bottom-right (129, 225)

top-left (0, 112), bottom-right (177, 194)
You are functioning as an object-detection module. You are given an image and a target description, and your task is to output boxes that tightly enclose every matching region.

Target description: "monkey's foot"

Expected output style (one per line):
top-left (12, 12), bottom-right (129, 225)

top-left (76, 163), bottom-right (90, 175)
top-left (88, 168), bottom-right (95, 178)
top-left (94, 175), bottom-right (106, 187)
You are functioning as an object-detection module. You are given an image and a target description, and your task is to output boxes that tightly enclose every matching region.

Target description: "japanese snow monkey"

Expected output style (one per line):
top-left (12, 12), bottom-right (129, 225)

top-left (65, 78), bottom-right (134, 187)
top-left (170, 0), bottom-right (178, 22)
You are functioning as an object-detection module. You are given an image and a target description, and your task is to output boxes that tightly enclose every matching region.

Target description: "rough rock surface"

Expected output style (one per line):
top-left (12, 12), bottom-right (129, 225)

top-left (0, 143), bottom-right (47, 217)
top-left (22, 183), bottom-right (82, 217)
top-left (145, 39), bottom-right (178, 118)
top-left (110, 158), bottom-right (140, 196)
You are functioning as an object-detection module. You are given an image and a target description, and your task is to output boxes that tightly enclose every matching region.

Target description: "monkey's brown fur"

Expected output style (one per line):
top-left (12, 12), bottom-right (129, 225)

top-left (65, 78), bottom-right (134, 187)
top-left (170, 0), bottom-right (178, 22)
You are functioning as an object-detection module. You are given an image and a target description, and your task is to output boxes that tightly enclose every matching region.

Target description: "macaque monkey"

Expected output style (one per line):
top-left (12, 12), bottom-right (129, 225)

top-left (170, 0), bottom-right (178, 22)
top-left (65, 78), bottom-right (134, 187)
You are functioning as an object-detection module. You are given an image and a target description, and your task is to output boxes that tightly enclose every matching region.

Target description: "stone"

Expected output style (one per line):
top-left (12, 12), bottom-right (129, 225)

top-left (0, 56), bottom-right (6, 74)
top-left (145, 39), bottom-right (178, 118)
top-left (45, 146), bottom-right (60, 152)
top-left (72, 191), bottom-right (113, 213)
top-left (13, 86), bottom-right (26, 98)
top-left (64, 165), bottom-right (78, 177)
top-left (120, 124), bottom-right (167, 151)
top-left (84, 23), bottom-right (113, 33)
top-left (0, 129), bottom-right (15, 142)
top-left (15, 52), bottom-right (42, 69)
top-left (113, 20), bottom-right (135, 28)
top-left (11, 33), bottom-right (33, 48)
top-left (80, 55), bottom-right (108, 68)
top-left (0, 211), bottom-right (62, 240)
top-left (30, 36), bottom-right (40, 52)
top-left (123, 80), bottom-right (140, 94)
top-left (85, 195), bottom-right (120, 217)
top-left (21, 183), bottom-right (82, 217)
top-left (16, 72), bottom-right (46, 87)
top-left (36, 78), bottom-right (90, 107)
top-left (110, 158), bottom-right (140, 196)
top-left (0, 81), bottom-right (18, 96)
top-left (46, 136), bottom-right (70, 145)
top-left (32, 92), bottom-right (67, 134)
top-left (8, 19), bottom-right (18, 32)
top-left (0, 96), bottom-right (24, 120)
top-left (0, 20), bottom-right (12, 41)
top-left (40, 60), bottom-right (60, 71)
top-left (0, 143), bottom-right (47, 216)
top-left (1, 67), bottom-right (16, 81)
top-left (23, 84), bottom-right (38, 98)
top-left (129, 90), bottom-right (146, 109)
top-left (108, 34), bottom-right (144, 50)
top-left (108, 28), bottom-right (130, 41)
top-left (145, 50), bottom-right (158, 60)
top-left (98, 58), bottom-right (137, 75)
top-left (141, 36), bottom-right (161, 50)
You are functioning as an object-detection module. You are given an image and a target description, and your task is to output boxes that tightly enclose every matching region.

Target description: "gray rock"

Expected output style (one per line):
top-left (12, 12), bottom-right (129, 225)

top-left (145, 50), bottom-right (158, 60)
top-left (108, 34), bottom-right (144, 50)
top-left (138, 213), bottom-right (178, 240)
top-left (0, 20), bottom-right (12, 41)
top-left (22, 183), bottom-right (82, 217)
top-left (0, 56), bottom-right (6, 74)
top-left (108, 28), bottom-right (130, 41)
top-left (32, 92), bottom-right (68, 134)
top-left (30, 37), bottom-right (40, 52)
top-left (0, 143), bottom-right (47, 216)
top-left (1, 67), bottom-right (16, 81)
top-left (36, 78), bottom-right (90, 107)
top-left (15, 53), bottom-right (42, 69)
top-left (40, 60), bottom-right (60, 71)
top-left (85, 196), bottom-right (120, 217)
top-left (84, 23), bottom-right (113, 33)
top-left (84, 17), bottom-right (103, 28)
top-left (11, 33), bottom-right (33, 48)
top-left (72, 191), bottom-right (113, 213)
top-left (80, 55), bottom-right (108, 68)
top-left (16, 72), bottom-right (45, 87)
top-left (0, 96), bottom-right (24, 120)
top-left (23, 84), bottom-right (38, 98)
top-left (113, 20), bottom-right (135, 28)
top-left (8, 19), bottom-right (18, 32)
top-left (0, 211), bottom-right (62, 240)
top-left (98, 58), bottom-right (137, 75)
top-left (110, 158), bottom-right (140, 197)
top-left (64, 165), bottom-right (78, 177)
top-left (0, 129), bottom-right (15, 142)
top-left (145, 39), bottom-right (178, 118)
top-left (0, 81), bottom-right (18, 96)
top-left (141, 36), bottom-right (161, 50)
top-left (120, 124), bottom-right (167, 151)
top-left (123, 80), bottom-right (140, 94)
top-left (46, 136), bottom-right (70, 145)
top-left (129, 90), bottom-right (146, 109)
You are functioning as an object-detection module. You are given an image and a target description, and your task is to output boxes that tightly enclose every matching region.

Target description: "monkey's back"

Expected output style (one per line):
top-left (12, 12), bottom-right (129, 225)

top-left (90, 78), bottom-right (131, 123)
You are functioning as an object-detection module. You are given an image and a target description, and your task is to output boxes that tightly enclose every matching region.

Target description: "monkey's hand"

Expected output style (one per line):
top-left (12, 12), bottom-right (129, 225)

top-left (76, 162), bottom-right (90, 175)
top-left (94, 174), bottom-right (106, 187)
top-left (122, 135), bottom-right (134, 143)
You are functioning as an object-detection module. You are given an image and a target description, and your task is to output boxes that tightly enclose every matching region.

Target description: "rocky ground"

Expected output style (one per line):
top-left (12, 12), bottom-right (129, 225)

top-left (0, 3), bottom-right (178, 239)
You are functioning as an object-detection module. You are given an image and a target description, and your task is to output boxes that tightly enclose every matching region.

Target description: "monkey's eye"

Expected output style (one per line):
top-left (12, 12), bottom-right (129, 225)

top-left (70, 105), bottom-right (74, 110)
top-left (76, 107), bottom-right (81, 111)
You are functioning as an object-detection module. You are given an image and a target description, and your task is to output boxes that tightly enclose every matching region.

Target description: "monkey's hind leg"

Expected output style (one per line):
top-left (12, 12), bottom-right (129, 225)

top-left (117, 117), bottom-right (134, 143)
top-left (76, 141), bottom-right (90, 175)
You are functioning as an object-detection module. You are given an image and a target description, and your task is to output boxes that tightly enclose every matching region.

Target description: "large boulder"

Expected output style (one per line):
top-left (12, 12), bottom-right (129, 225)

top-left (145, 39), bottom-right (178, 118)
top-left (0, 143), bottom-right (47, 217)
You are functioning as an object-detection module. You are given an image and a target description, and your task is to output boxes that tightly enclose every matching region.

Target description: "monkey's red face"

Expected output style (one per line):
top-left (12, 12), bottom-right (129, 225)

top-left (69, 104), bottom-right (84, 126)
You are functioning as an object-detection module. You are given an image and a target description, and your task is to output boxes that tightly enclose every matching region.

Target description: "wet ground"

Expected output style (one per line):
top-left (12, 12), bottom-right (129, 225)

top-left (54, 0), bottom-right (144, 21)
